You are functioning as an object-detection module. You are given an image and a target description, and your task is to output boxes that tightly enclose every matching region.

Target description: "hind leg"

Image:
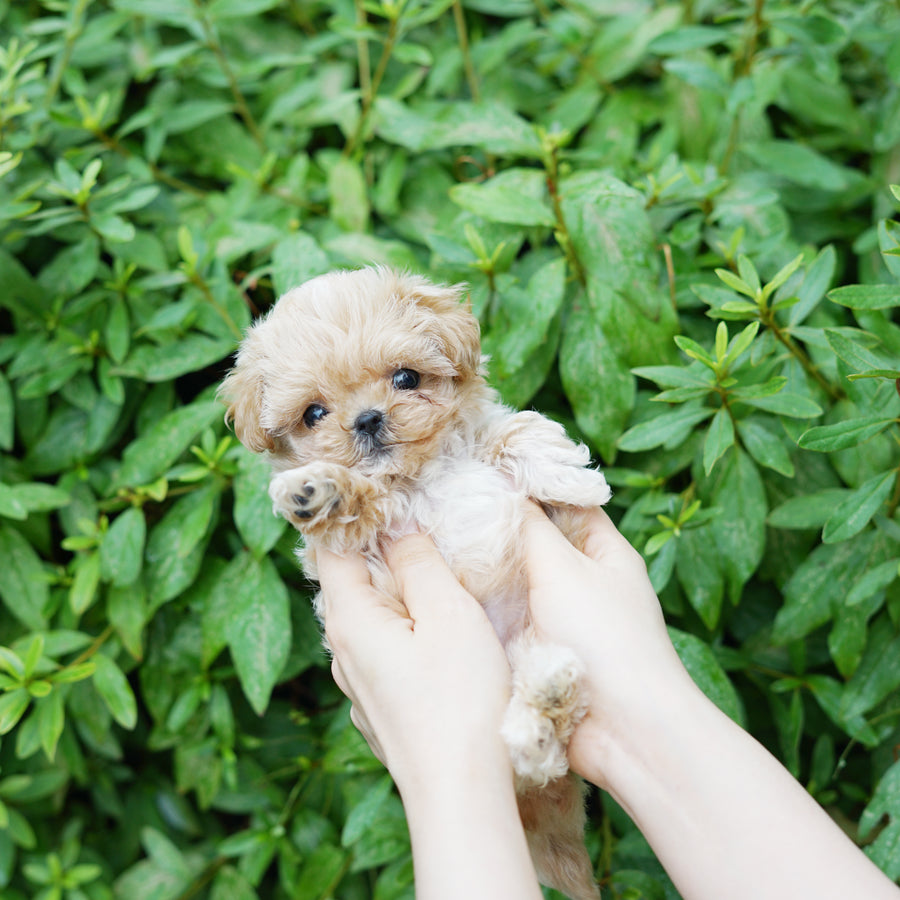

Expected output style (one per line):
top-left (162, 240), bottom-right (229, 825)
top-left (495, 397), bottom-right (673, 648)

top-left (501, 633), bottom-right (589, 789)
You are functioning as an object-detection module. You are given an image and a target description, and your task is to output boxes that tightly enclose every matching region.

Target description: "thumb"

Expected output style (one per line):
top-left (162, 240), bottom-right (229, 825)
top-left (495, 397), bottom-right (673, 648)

top-left (316, 547), bottom-right (409, 653)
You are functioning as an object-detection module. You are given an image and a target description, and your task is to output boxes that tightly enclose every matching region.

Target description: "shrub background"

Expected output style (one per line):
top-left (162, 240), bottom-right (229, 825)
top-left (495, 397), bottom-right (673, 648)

top-left (2, 0), bottom-right (900, 897)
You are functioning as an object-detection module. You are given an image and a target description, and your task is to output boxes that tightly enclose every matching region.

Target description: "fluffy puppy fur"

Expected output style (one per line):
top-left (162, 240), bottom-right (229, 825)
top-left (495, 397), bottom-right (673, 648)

top-left (220, 267), bottom-right (612, 900)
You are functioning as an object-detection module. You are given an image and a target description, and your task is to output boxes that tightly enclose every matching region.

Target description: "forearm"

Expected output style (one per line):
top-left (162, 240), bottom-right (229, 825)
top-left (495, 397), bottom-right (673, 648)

top-left (397, 746), bottom-right (543, 900)
top-left (594, 674), bottom-right (899, 900)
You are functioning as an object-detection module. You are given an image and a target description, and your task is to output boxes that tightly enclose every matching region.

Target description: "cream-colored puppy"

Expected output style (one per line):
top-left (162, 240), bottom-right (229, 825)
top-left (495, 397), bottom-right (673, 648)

top-left (220, 267), bottom-right (611, 900)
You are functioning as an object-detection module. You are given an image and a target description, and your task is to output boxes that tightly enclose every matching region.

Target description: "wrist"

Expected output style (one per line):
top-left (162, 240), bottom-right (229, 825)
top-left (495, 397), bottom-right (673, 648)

top-left (570, 662), bottom-right (709, 793)
top-left (393, 731), bottom-right (514, 804)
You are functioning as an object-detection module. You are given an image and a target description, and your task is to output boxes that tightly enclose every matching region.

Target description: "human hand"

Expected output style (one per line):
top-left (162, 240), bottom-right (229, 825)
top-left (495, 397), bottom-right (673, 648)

top-left (317, 533), bottom-right (514, 795)
top-left (522, 505), bottom-right (695, 789)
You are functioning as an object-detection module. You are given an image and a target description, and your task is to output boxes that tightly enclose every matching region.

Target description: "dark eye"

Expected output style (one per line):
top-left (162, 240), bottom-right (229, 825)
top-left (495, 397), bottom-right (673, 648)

top-left (392, 369), bottom-right (420, 390)
top-left (302, 403), bottom-right (329, 428)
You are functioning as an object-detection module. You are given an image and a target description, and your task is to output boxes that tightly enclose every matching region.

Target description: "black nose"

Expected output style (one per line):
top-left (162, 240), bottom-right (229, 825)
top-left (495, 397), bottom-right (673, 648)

top-left (354, 409), bottom-right (384, 437)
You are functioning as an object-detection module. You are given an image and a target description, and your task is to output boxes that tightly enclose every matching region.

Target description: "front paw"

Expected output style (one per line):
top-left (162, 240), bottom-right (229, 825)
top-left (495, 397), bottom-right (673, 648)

top-left (269, 464), bottom-right (343, 527)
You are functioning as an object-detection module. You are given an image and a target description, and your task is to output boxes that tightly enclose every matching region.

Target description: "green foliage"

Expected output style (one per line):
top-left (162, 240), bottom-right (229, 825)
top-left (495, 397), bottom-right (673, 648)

top-left (1, 0), bottom-right (900, 896)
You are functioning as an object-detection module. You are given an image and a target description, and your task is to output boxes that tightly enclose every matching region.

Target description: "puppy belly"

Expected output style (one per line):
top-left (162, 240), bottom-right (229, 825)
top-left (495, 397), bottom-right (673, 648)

top-left (410, 459), bottom-right (529, 645)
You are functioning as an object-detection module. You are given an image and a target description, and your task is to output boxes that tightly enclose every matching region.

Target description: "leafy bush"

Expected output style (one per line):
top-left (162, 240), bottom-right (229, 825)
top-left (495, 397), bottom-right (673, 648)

top-left (1, 0), bottom-right (900, 897)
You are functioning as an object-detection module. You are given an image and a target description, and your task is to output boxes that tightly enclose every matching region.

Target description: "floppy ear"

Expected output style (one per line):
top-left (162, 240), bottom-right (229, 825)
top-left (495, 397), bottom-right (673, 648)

top-left (218, 342), bottom-right (275, 453)
top-left (406, 277), bottom-right (482, 377)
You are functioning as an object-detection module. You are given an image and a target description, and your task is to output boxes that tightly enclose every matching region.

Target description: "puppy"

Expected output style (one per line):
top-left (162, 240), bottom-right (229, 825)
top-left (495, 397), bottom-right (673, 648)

top-left (220, 267), bottom-right (611, 900)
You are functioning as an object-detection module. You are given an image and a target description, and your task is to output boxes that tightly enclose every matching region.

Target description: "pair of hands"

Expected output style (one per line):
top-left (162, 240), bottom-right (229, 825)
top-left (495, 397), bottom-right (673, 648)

top-left (318, 504), bottom-right (684, 792)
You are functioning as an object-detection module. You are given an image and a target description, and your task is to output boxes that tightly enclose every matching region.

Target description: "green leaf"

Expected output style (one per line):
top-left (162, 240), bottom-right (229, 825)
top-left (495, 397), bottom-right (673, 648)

top-left (114, 398), bottom-right (221, 488)
top-left (737, 419), bottom-right (794, 476)
top-left (100, 506), bottom-right (146, 586)
top-left (846, 558), bottom-right (899, 607)
top-left (724, 320), bottom-right (760, 367)
top-left (825, 328), bottom-right (896, 377)
top-left (762, 253), bottom-right (804, 301)
top-left (36, 690), bottom-right (65, 761)
top-left (107, 582), bottom-right (148, 661)
top-left (828, 284), bottom-right (900, 310)
top-left (560, 295), bottom-right (635, 461)
top-left (92, 654), bottom-right (137, 729)
top-left (648, 25), bottom-right (728, 54)
top-left (618, 405), bottom-right (713, 453)
top-left (69, 550), bottom-right (102, 616)
top-left (799, 416), bottom-right (897, 452)
top-left (734, 390), bottom-right (822, 418)
top-left (490, 257), bottom-right (566, 375)
top-left (704, 448), bottom-right (767, 604)
top-left (145, 486), bottom-right (218, 610)
top-left (0, 525), bottom-right (49, 630)
top-left (374, 98), bottom-right (542, 157)
top-left (114, 335), bottom-right (235, 383)
top-left (703, 407), bottom-right (735, 475)
top-left (790, 245), bottom-right (836, 325)
top-left (7, 483), bottom-right (70, 514)
top-left (208, 0), bottom-right (283, 16)
top-left (0, 483), bottom-right (27, 520)
top-left (842, 617), bottom-right (900, 720)
top-left (859, 759), bottom-right (900, 880)
top-left (675, 525), bottom-right (725, 629)
top-left (632, 364), bottom-right (711, 389)
top-left (741, 140), bottom-right (855, 191)
top-left (449, 173), bottom-right (555, 227)
top-left (0, 690), bottom-right (29, 735)
top-left (0, 372), bottom-right (13, 451)
top-left (327, 156), bottom-right (369, 233)
top-left (341, 775), bottom-right (394, 846)
top-left (673, 334), bottom-right (715, 367)
top-left (767, 488), bottom-right (848, 529)
top-left (105, 296), bottom-right (131, 364)
top-left (224, 553), bottom-right (291, 716)
top-left (232, 451), bottom-right (286, 557)
top-left (295, 844), bottom-right (348, 899)
top-left (822, 470), bottom-right (896, 544)
top-left (773, 532), bottom-right (894, 643)
top-left (715, 267), bottom-right (757, 300)
top-left (270, 232), bottom-right (330, 297)
top-left (668, 628), bottom-right (745, 726)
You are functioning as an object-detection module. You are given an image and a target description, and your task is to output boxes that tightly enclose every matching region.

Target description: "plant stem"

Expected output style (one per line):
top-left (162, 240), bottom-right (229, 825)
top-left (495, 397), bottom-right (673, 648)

top-left (188, 271), bottom-right (245, 341)
top-left (739, 0), bottom-right (766, 76)
top-left (544, 140), bottom-right (586, 286)
top-left (760, 308), bottom-right (843, 401)
top-left (45, 0), bottom-right (90, 106)
top-left (660, 242), bottom-right (677, 311)
top-left (452, 0), bottom-right (481, 101)
top-left (91, 127), bottom-right (207, 198)
top-left (191, 0), bottom-right (265, 151)
top-left (886, 465), bottom-right (900, 519)
top-left (355, 0), bottom-right (372, 109)
top-left (67, 625), bottom-right (114, 670)
top-left (344, 11), bottom-right (400, 157)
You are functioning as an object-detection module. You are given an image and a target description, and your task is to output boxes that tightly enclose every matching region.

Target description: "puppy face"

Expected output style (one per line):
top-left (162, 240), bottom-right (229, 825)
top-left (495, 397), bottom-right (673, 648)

top-left (220, 267), bottom-right (485, 477)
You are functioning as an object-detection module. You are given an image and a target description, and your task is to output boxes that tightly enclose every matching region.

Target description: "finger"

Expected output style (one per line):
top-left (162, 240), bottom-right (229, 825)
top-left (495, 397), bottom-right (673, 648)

top-left (522, 501), bottom-right (637, 567)
top-left (385, 532), bottom-right (471, 621)
top-left (579, 507), bottom-right (638, 563)
top-left (521, 502), bottom-right (584, 565)
top-left (316, 547), bottom-right (372, 622)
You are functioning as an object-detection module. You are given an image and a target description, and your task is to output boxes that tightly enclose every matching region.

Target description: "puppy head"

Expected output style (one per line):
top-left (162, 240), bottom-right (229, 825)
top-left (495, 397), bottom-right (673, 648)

top-left (219, 266), bottom-right (486, 476)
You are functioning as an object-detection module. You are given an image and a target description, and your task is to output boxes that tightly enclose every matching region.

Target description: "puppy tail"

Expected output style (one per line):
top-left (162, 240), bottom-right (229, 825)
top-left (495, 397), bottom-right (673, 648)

top-left (518, 775), bottom-right (601, 900)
